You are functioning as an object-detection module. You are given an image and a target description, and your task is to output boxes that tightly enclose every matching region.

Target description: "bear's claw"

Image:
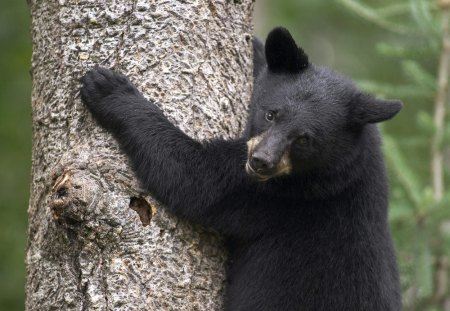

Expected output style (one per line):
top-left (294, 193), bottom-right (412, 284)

top-left (80, 66), bottom-right (135, 108)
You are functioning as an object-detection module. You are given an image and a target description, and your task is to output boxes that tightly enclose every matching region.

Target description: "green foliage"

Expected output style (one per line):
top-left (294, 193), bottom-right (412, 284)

top-left (0, 0), bottom-right (31, 310)
top-left (339, 0), bottom-right (413, 34)
top-left (383, 133), bottom-right (423, 208)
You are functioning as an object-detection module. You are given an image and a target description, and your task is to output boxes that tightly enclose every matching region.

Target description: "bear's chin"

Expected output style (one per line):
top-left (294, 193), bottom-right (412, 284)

top-left (245, 160), bottom-right (292, 182)
top-left (245, 162), bottom-right (272, 182)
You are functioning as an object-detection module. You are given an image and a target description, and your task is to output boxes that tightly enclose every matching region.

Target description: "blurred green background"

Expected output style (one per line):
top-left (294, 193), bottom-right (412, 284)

top-left (1, 0), bottom-right (449, 310)
top-left (0, 0), bottom-right (31, 309)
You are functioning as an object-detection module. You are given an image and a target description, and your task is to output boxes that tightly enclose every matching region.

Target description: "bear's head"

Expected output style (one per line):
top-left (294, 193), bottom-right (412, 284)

top-left (246, 27), bottom-right (402, 181)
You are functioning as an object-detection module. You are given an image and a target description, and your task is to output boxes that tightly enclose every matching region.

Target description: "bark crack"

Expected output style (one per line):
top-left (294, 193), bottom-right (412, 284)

top-left (113, 0), bottom-right (138, 70)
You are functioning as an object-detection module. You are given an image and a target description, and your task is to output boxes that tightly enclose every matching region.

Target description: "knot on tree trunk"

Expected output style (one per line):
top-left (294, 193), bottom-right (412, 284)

top-left (50, 170), bottom-right (95, 223)
top-left (47, 145), bottom-right (145, 247)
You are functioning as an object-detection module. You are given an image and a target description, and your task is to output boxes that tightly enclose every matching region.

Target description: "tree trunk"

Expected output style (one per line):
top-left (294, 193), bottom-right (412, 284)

top-left (26, 1), bottom-right (254, 310)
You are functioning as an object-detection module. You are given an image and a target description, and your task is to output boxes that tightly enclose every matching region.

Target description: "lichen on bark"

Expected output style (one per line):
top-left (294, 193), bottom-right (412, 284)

top-left (27, 0), bottom-right (254, 310)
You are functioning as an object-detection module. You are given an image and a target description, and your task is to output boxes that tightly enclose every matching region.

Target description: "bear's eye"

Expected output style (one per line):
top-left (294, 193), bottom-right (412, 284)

top-left (265, 111), bottom-right (276, 122)
top-left (298, 137), bottom-right (308, 145)
top-left (295, 135), bottom-right (310, 146)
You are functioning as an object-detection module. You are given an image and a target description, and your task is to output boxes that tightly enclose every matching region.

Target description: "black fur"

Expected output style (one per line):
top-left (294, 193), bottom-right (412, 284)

top-left (265, 27), bottom-right (309, 74)
top-left (80, 27), bottom-right (402, 311)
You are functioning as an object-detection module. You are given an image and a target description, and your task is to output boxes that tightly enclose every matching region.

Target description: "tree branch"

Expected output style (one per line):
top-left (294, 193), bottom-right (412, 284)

top-left (431, 0), bottom-right (450, 202)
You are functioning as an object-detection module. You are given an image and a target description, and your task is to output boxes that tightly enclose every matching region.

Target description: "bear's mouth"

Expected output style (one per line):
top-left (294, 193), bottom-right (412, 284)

top-left (245, 162), bottom-right (272, 182)
top-left (245, 156), bottom-right (292, 181)
top-left (246, 135), bottom-right (292, 182)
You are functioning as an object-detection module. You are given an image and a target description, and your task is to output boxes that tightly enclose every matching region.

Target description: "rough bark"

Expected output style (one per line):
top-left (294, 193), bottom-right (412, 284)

top-left (26, 1), bottom-right (254, 310)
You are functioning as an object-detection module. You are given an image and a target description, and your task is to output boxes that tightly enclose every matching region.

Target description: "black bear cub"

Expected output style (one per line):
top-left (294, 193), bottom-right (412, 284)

top-left (81, 27), bottom-right (402, 311)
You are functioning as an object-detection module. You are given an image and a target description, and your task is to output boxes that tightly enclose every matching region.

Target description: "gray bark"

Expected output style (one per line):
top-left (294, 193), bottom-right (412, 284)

top-left (26, 1), bottom-right (254, 310)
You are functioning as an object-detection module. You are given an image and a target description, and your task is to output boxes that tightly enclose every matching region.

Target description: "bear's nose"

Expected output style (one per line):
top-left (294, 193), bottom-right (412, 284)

top-left (250, 152), bottom-right (274, 172)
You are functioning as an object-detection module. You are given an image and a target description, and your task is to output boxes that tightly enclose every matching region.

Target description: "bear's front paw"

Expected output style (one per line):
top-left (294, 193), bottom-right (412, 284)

top-left (80, 66), bottom-right (138, 109)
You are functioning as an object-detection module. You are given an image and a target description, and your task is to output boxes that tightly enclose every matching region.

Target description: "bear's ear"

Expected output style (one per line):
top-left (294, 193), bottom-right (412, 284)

top-left (265, 27), bottom-right (309, 74)
top-left (350, 93), bottom-right (403, 124)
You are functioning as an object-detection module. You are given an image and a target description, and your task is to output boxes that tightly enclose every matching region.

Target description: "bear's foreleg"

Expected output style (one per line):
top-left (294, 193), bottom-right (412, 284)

top-left (80, 67), bottom-right (259, 237)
